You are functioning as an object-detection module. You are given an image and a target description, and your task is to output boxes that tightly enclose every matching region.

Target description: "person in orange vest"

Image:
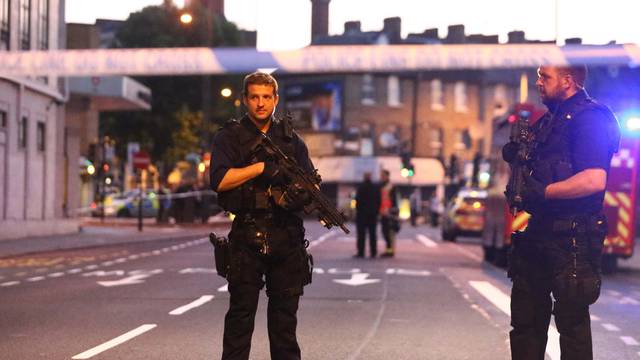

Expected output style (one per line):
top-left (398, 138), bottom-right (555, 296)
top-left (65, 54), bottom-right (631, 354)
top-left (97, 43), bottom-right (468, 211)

top-left (379, 169), bottom-right (399, 257)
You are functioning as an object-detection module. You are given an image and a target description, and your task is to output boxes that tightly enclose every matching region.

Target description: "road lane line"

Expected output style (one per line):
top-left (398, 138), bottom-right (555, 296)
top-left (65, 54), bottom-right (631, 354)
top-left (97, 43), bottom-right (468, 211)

top-left (48, 272), bottom-right (65, 278)
top-left (27, 276), bottom-right (45, 282)
top-left (452, 244), bottom-right (483, 262)
top-left (101, 261), bottom-right (114, 266)
top-left (128, 255), bottom-right (139, 260)
top-left (621, 336), bottom-right (639, 346)
top-left (71, 324), bottom-right (157, 359)
top-left (114, 258), bottom-right (127, 263)
top-left (603, 323), bottom-right (621, 332)
top-left (416, 234), bottom-right (438, 248)
top-left (84, 265), bottom-right (99, 270)
top-left (218, 284), bottom-right (228, 292)
top-left (169, 295), bottom-right (215, 315)
top-left (590, 315), bottom-right (601, 321)
top-left (308, 230), bottom-right (338, 249)
top-left (1, 281), bottom-right (20, 287)
top-left (469, 281), bottom-right (561, 360)
top-left (67, 268), bottom-right (83, 274)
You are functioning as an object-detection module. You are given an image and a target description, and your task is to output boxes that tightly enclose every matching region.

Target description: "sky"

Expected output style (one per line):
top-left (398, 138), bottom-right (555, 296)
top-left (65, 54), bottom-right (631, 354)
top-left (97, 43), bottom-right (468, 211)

top-left (66, 0), bottom-right (640, 51)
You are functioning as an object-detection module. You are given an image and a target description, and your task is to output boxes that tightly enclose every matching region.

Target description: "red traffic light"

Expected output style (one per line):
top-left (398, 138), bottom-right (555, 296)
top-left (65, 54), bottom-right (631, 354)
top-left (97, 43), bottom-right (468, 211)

top-left (102, 163), bottom-right (110, 172)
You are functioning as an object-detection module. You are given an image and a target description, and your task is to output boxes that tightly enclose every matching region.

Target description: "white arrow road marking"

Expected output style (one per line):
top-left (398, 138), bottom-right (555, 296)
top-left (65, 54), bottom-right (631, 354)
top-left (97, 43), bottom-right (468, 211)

top-left (169, 295), bottom-right (215, 315)
top-left (386, 268), bottom-right (431, 276)
top-left (333, 273), bottom-right (380, 286)
top-left (469, 281), bottom-right (561, 360)
top-left (71, 324), bottom-right (157, 359)
top-left (328, 268), bottom-right (361, 274)
top-left (96, 269), bottom-right (163, 287)
top-left (179, 268), bottom-right (217, 274)
top-left (416, 234), bottom-right (438, 248)
top-left (218, 283), bottom-right (229, 292)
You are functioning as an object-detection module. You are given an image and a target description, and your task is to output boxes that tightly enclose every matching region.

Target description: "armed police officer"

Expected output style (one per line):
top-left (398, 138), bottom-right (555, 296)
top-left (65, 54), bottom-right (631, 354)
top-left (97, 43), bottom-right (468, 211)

top-left (504, 65), bottom-right (620, 360)
top-left (209, 72), bottom-right (314, 360)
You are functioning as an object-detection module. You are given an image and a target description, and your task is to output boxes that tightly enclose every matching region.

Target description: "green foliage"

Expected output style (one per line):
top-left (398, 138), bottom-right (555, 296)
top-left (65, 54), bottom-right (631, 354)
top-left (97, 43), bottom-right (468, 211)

top-left (100, 1), bottom-right (246, 172)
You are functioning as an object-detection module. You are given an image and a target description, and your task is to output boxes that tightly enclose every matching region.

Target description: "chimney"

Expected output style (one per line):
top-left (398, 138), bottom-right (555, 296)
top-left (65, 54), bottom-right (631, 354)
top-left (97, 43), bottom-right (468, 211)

top-left (311, 0), bottom-right (331, 42)
top-left (446, 24), bottom-right (465, 44)
top-left (344, 21), bottom-right (361, 35)
top-left (508, 31), bottom-right (526, 44)
top-left (383, 17), bottom-right (402, 43)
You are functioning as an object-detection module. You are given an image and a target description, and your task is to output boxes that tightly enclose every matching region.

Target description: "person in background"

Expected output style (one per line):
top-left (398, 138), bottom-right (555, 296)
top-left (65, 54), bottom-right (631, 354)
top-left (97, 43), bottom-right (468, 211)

top-left (379, 169), bottom-right (399, 257)
top-left (355, 172), bottom-right (381, 258)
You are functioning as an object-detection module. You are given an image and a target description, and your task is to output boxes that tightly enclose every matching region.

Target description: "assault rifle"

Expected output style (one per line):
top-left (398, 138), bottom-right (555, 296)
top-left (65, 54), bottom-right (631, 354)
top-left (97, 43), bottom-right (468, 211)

top-left (505, 110), bottom-right (533, 216)
top-left (251, 129), bottom-right (350, 234)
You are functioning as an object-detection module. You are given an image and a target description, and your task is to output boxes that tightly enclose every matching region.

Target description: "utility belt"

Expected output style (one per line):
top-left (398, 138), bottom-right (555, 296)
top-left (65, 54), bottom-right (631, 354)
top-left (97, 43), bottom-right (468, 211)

top-left (230, 212), bottom-right (305, 256)
top-left (528, 213), bottom-right (608, 237)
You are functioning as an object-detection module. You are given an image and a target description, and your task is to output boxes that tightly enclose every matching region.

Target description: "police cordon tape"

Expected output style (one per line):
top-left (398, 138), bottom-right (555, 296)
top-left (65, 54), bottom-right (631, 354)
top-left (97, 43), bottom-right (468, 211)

top-left (1, 44), bottom-right (639, 77)
top-left (72, 189), bottom-right (217, 216)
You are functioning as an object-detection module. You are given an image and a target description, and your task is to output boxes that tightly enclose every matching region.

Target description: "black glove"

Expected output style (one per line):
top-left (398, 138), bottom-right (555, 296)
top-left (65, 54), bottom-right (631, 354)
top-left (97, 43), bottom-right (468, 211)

top-left (502, 141), bottom-right (519, 163)
top-left (275, 183), bottom-right (311, 211)
top-left (260, 160), bottom-right (282, 181)
top-left (522, 172), bottom-right (547, 205)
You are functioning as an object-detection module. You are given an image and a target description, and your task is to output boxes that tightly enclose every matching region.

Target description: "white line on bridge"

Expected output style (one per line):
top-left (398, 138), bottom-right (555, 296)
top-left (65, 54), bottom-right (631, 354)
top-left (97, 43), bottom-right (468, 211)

top-left (469, 281), bottom-right (561, 360)
top-left (169, 295), bottom-right (215, 315)
top-left (71, 324), bottom-right (157, 359)
top-left (416, 234), bottom-right (438, 248)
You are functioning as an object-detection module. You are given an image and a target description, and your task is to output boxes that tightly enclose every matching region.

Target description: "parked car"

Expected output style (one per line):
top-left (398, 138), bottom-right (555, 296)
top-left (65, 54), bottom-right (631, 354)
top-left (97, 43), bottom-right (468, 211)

top-left (92, 189), bottom-right (159, 218)
top-left (441, 188), bottom-right (487, 242)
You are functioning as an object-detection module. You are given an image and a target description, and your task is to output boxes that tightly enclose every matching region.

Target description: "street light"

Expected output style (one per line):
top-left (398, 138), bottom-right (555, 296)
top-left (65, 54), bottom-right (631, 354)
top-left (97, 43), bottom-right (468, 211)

top-left (180, 13), bottom-right (193, 24)
top-left (220, 88), bottom-right (232, 98)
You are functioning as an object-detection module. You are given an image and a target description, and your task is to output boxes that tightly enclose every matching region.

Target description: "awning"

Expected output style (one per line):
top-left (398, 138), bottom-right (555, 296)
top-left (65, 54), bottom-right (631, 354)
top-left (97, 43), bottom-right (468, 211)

top-left (311, 156), bottom-right (444, 186)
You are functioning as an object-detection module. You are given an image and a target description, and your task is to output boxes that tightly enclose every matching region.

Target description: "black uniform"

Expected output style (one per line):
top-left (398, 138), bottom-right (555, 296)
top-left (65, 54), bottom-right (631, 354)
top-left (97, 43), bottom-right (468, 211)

top-left (508, 89), bottom-right (620, 360)
top-left (355, 178), bottom-right (381, 257)
top-left (210, 115), bottom-right (314, 360)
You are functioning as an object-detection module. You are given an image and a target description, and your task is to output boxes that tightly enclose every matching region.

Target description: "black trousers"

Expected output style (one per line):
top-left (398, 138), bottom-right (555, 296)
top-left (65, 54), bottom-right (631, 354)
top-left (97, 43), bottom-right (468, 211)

top-left (509, 224), bottom-right (602, 360)
top-left (380, 215), bottom-right (394, 251)
top-left (356, 221), bottom-right (377, 257)
top-left (222, 221), bottom-right (306, 360)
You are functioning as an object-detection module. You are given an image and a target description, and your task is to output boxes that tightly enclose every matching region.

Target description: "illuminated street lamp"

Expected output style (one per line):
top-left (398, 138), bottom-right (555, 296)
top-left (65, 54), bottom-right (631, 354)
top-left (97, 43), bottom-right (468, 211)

top-left (180, 13), bottom-right (193, 24)
top-left (220, 88), bottom-right (232, 98)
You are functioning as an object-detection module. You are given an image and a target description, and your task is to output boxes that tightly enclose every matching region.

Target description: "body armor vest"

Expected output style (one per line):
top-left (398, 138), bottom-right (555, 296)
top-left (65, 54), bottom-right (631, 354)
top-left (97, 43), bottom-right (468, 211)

top-left (528, 96), bottom-right (619, 215)
top-left (217, 116), bottom-right (296, 214)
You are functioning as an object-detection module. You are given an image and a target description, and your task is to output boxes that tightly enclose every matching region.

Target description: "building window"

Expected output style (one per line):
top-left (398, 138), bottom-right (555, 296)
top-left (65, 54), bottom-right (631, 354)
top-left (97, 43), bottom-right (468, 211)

top-left (37, 0), bottom-right (47, 50)
top-left (361, 74), bottom-right (376, 105)
top-left (19, 0), bottom-right (30, 50)
top-left (0, 0), bottom-right (10, 50)
top-left (18, 116), bottom-right (27, 148)
top-left (430, 79), bottom-right (444, 111)
top-left (36, 121), bottom-right (44, 151)
top-left (0, 110), bottom-right (6, 128)
top-left (454, 81), bottom-right (468, 113)
top-left (387, 75), bottom-right (402, 107)
top-left (429, 127), bottom-right (443, 156)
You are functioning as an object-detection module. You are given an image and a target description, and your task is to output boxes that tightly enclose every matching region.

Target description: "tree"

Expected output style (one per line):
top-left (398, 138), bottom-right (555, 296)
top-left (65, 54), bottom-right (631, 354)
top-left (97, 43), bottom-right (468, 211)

top-left (100, 1), bottom-right (245, 172)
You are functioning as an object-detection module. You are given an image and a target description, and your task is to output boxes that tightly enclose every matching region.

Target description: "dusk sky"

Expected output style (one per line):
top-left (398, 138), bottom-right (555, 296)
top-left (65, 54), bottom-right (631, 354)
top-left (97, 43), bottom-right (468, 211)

top-left (65, 0), bottom-right (640, 50)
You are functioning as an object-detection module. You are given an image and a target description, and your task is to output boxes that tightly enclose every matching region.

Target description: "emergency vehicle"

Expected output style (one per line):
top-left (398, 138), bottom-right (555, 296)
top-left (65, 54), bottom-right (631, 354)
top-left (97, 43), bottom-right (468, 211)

top-left (481, 104), bottom-right (638, 272)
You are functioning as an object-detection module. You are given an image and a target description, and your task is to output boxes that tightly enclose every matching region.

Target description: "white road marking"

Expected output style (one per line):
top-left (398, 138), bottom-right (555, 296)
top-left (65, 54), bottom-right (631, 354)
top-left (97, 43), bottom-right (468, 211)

top-left (83, 270), bottom-right (126, 277)
top-left (386, 268), bottom-right (431, 277)
top-left (84, 265), bottom-right (99, 270)
top-left (602, 323), bottom-right (621, 331)
top-left (469, 281), bottom-right (561, 360)
top-left (218, 283), bottom-right (228, 292)
top-left (114, 258), bottom-right (127, 263)
top-left (620, 296), bottom-right (640, 305)
top-left (48, 272), bottom-right (65, 278)
top-left (71, 324), bottom-right (157, 359)
top-left (607, 290), bottom-right (622, 297)
top-left (152, 250), bottom-right (162, 255)
top-left (26, 276), bottom-right (45, 282)
top-left (96, 269), bottom-right (163, 287)
top-left (621, 336), bottom-right (639, 346)
top-left (101, 261), bottom-right (115, 266)
top-left (416, 234), bottom-right (438, 248)
top-left (128, 255), bottom-right (139, 260)
top-left (1, 281), bottom-right (20, 287)
top-left (590, 315), bottom-right (601, 321)
top-left (67, 268), bottom-right (83, 274)
top-left (308, 230), bottom-right (338, 249)
top-left (169, 295), bottom-right (215, 315)
top-left (179, 268), bottom-right (217, 274)
top-left (453, 244), bottom-right (482, 262)
top-left (333, 273), bottom-right (380, 286)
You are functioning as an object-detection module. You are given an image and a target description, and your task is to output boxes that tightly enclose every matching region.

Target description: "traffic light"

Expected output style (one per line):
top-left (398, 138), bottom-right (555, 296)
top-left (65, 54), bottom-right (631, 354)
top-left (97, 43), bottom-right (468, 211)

top-left (400, 152), bottom-right (414, 178)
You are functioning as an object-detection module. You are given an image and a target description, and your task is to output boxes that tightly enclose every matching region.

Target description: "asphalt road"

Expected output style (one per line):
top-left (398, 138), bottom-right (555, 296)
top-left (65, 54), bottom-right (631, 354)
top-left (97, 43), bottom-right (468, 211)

top-left (1, 221), bottom-right (639, 359)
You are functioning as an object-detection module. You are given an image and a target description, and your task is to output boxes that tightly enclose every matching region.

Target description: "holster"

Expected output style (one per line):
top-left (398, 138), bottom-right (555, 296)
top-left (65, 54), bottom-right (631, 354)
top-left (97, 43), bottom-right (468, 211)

top-left (302, 239), bottom-right (314, 286)
top-left (209, 232), bottom-right (230, 278)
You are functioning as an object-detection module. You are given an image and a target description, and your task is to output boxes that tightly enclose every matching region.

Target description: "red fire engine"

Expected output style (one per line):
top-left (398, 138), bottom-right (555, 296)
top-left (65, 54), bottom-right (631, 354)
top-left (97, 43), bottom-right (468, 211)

top-left (482, 104), bottom-right (638, 272)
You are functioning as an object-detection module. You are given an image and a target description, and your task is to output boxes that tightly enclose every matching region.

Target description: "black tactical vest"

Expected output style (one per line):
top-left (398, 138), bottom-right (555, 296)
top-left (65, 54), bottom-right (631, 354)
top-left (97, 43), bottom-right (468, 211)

top-left (217, 116), bottom-right (296, 214)
top-left (529, 94), bottom-right (619, 216)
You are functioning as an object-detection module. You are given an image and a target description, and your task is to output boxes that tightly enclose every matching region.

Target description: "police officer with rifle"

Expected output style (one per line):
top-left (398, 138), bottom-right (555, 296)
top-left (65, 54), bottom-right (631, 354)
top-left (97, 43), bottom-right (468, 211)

top-left (503, 65), bottom-right (619, 360)
top-left (208, 72), bottom-right (348, 360)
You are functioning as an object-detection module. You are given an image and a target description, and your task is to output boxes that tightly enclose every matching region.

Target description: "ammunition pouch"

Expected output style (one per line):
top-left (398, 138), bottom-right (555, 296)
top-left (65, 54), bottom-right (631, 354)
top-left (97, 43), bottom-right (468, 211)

top-left (217, 183), bottom-right (271, 214)
top-left (552, 262), bottom-right (601, 306)
top-left (209, 232), bottom-right (230, 278)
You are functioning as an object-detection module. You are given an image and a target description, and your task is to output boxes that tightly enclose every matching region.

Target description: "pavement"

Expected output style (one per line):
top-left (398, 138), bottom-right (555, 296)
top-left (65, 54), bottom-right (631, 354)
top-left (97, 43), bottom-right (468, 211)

top-left (0, 214), bottom-right (232, 258)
